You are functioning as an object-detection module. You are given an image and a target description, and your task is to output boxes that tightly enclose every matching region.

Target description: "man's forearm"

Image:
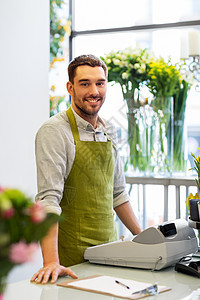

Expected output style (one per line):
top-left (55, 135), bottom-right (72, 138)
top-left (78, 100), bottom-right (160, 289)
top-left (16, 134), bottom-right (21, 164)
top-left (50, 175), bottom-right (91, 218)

top-left (40, 222), bottom-right (60, 265)
top-left (114, 201), bottom-right (141, 235)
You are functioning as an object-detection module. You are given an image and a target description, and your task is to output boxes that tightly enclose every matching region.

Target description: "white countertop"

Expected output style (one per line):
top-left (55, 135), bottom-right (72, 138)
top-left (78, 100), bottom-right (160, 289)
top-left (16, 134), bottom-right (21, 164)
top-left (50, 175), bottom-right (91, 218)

top-left (4, 261), bottom-right (200, 300)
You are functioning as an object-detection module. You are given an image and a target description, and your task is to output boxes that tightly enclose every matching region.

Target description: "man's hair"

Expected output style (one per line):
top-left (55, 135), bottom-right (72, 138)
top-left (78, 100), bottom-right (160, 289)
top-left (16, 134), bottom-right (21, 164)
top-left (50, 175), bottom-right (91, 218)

top-left (68, 54), bottom-right (108, 83)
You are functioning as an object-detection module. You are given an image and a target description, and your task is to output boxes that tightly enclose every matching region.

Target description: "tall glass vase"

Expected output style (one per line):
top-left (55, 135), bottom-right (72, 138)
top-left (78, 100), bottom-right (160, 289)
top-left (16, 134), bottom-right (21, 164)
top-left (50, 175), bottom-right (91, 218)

top-left (172, 80), bottom-right (189, 174)
top-left (123, 93), bottom-right (156, 175)
top-left (149, 96), bottom-right (174, 175)
top-left (122, 92), bottom-right (173, 176)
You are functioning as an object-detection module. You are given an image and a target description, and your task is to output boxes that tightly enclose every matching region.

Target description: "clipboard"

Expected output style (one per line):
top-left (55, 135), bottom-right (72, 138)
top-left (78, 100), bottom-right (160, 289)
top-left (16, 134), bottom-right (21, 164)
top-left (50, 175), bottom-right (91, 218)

top-left (57, 275), bottom-right (171, 299)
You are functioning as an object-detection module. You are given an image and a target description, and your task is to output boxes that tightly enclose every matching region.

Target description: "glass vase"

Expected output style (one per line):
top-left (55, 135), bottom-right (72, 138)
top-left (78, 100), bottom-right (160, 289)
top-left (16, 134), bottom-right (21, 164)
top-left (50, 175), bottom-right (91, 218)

top-left (123, 98), bottom-right (156, 175)
top-left (122, 93), bottom-right (173, 176)
top-left (126, 105), bottom-right (148, 175)
top-left (149, 96), bottom-right (174, 175)
top-left (173, 114), bottom-right (188, 174)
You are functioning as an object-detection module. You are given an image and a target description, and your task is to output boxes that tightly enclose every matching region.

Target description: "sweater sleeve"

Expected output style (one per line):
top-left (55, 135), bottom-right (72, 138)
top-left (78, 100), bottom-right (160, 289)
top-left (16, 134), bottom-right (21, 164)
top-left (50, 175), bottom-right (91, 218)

top-left (35, 123), bottom-right (69, 215)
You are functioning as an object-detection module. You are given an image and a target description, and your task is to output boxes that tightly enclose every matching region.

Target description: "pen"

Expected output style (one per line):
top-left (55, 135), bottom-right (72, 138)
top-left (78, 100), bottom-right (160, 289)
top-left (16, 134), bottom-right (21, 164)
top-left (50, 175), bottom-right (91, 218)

top-left (115, 280), bottom-right (130, 289)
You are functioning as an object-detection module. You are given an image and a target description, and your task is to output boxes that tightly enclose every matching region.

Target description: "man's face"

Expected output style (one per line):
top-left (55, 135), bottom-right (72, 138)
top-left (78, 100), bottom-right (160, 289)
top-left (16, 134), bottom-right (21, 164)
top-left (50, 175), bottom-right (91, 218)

top-left (67, 65), bottom-right (107, 122)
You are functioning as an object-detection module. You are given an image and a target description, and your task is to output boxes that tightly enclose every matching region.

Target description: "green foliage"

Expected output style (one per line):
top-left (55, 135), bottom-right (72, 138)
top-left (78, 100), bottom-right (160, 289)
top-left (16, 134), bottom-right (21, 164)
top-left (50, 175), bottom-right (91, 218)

top-left (50, 0), bottom-right (66, 62)
top-left (50, 95), bottom-right (70, 117)
top-left (190, 150), bottom-right (200, 193)
top-left (49, 0), bottom-right (71, 116)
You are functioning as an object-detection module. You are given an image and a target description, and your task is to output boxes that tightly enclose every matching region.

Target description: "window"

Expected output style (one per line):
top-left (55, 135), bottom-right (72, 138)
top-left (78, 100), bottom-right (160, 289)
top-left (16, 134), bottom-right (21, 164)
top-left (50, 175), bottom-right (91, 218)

top-left (70, 1), bottom-right (200, 145)
top-left (68, 0), bottom-right (200, 229)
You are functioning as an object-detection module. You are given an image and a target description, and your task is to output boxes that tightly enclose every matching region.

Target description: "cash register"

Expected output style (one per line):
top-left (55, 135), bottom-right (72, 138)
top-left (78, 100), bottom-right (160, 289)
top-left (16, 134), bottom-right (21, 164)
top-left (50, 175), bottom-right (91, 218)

top-left (84, 218), bottom-right (198, 271)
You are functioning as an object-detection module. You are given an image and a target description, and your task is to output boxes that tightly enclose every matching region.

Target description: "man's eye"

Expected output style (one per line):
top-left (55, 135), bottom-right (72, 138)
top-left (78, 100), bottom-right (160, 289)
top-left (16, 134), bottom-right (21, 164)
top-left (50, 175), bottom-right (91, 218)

top-left (81, 83), bottom-right (88, 86)
top-left (97, 82), bottom-right (105, 86)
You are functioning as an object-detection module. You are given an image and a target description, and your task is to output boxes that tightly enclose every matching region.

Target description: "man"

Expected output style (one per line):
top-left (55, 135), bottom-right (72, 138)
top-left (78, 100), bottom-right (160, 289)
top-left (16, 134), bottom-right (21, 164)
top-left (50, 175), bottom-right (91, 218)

top-left (31, 54), bottom-right (141, 284)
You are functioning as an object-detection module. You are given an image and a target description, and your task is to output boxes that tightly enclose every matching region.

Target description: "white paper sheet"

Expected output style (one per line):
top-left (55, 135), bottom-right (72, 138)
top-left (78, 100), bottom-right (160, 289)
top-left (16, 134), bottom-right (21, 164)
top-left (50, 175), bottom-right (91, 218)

top-left (67, 275), bottom-right (169, 299)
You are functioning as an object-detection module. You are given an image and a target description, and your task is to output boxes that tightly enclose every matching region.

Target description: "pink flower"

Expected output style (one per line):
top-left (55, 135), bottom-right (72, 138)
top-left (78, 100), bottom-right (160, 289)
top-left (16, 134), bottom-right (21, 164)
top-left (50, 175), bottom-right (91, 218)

top-left (9, 241), bottom-right (38, 264)
top-left (29, 202), bottom-right (46, 223)
top-left (2, 207), bottom-right (15, 219)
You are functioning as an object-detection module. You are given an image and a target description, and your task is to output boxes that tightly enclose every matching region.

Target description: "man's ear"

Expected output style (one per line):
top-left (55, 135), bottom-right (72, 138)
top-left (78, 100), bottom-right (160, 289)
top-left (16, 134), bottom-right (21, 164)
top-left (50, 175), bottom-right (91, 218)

top-left (66, 81), bottom-right (73, 95)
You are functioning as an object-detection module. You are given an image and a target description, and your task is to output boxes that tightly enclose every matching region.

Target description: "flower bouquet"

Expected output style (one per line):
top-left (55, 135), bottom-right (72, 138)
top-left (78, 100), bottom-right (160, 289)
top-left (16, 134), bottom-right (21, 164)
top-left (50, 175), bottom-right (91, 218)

top-left (101, 47), bottom-right (153, 173)
top-left (0, 187), bottom-right (59, 297)
top-left (102, 47), bottom-right (184, 175)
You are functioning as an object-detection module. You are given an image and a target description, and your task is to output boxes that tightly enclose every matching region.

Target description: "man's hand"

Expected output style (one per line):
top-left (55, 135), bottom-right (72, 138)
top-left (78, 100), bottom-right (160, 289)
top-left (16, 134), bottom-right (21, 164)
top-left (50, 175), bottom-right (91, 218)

top-left (31, 223), bottom-right (78, 284)
top-left (30, 263), bottom-right (78, 284)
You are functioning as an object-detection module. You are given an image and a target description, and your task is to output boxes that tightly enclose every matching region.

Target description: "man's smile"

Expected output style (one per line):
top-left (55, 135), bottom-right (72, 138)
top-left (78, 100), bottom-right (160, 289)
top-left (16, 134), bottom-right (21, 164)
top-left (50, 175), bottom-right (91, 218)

top-left (85, 97), bottom-right (101, 103)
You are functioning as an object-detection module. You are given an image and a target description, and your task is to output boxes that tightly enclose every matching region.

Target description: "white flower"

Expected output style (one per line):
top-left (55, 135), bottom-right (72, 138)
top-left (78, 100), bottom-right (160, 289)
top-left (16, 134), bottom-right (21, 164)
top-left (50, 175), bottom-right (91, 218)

top-left (121, 54), bottom-right (127, 60)
top-left (137, 68), bottom-right (144, 74)
top-left (106, 58), bottom-right (111, 64)
top-left (181, 71), bottom-right (193, 84)
top-left (119, 61), bottom-right (125, 67)
top-left (128, 63), bottom-right (134, 69)
top-left (134, 63), bottom-right (140, 69)
top-left (113, 58), bottom-right (120, 65)
top-left (122, 72), bottom-right (129, 79)
top-left (140, 63), bottom-right (146, 72)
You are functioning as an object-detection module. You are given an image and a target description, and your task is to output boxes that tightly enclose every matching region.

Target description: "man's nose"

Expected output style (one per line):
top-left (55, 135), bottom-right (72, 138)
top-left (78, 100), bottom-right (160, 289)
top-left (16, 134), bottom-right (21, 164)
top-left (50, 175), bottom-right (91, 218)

top-left (89, 84), bottom-right (99, 95)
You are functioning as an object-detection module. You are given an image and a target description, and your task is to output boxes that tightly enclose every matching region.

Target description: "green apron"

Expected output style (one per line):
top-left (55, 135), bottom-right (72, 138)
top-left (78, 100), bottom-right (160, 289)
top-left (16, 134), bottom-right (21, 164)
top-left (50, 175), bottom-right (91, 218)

top-left (58, 107), bottom-right (117, 267)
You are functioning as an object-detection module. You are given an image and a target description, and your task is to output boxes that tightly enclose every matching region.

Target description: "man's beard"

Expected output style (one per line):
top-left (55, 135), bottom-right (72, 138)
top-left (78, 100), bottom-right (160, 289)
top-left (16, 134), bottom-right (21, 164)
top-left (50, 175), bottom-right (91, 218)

top-left (74, 95), bottom-right (104, 116)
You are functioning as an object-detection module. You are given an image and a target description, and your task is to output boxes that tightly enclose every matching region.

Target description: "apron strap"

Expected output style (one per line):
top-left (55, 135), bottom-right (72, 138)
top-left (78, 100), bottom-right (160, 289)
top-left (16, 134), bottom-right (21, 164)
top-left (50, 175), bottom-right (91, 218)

top-left (104, 132), bottom-right (111, 141)
top-left (67, 106), bottom-right (111, 143)
top-left (66, 107), bottom-right (80, 144)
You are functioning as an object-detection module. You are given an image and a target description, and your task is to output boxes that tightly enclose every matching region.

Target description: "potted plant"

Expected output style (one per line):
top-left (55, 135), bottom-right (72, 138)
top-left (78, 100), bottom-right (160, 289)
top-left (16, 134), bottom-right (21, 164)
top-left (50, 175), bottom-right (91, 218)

top-left (187, 149), bottom-right (200, 245)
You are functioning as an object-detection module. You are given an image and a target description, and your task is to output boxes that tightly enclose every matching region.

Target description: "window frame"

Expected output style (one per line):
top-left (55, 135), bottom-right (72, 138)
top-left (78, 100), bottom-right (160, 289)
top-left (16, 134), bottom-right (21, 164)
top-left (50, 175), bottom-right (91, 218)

top-left (68, 0), bottom-right (200, 60)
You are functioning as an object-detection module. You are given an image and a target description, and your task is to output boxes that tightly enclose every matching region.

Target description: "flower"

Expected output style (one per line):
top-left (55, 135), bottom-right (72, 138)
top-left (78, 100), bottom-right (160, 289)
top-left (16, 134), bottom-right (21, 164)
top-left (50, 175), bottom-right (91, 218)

top-left (29, 202), bottom-right (46, 223)
top-left (9, 242), bottom-right (38, 264)
top-left (101, 47), bottom-right (192, 175)
top-left (2, 207), bottom-right (14, 219)
top-left (186, 192), bottom-right (200, 215)
top-left (147, 57), bottom-right (181, 99)
top-left (0, 187), bottom-right (59, 280)
top-left (101, 47), bottom-right (153, 101)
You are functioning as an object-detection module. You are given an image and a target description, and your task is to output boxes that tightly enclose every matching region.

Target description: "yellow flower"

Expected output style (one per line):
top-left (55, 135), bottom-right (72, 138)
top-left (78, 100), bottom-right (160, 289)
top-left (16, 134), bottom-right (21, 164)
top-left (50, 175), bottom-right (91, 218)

top-left (63, 20), bottom-right (71, 36)
top-left (50, 57), bottom-right (65, 68)
top-left (186, 192), bottom-right (200, 210)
